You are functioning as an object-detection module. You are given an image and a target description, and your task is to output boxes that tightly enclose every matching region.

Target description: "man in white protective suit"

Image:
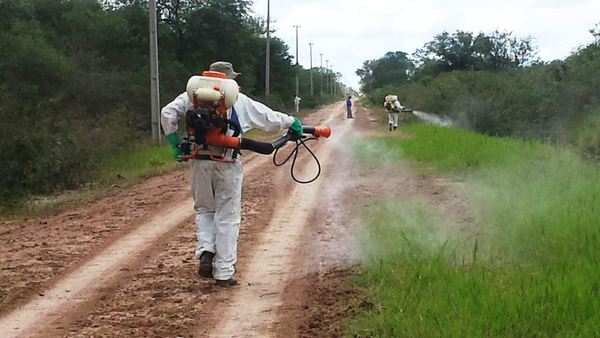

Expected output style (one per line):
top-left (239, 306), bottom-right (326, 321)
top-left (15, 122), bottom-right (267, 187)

top-left (293, 95), bottom-right (301, 113)
top-left (160, 61), bottom-right (303, 287)
top-left (384, 95), bottom-right (404, 131)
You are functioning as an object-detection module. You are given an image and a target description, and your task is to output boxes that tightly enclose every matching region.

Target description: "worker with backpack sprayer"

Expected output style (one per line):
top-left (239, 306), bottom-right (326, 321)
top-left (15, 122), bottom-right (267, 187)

top-left (384, 95), bottom-right (404, 131)
top-left (161, 61), bottom-right (330, 287)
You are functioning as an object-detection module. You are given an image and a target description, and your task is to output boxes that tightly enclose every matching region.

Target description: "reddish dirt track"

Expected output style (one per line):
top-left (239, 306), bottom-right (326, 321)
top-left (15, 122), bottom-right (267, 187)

top-left (1, 101), bottom-right (472, 337)
top-left (0, 102), bottom-right (360, 337)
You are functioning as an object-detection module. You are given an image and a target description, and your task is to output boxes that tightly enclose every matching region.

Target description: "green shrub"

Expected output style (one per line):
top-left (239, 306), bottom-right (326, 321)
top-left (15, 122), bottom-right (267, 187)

top-left (576, 111), bottom-right (600, 159)
top-left (364, 43), bottom-right (600, 152)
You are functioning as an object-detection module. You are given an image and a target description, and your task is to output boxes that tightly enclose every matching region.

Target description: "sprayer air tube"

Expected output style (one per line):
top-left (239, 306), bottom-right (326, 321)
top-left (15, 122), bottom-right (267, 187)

top-left (239, 138), bottom-right (275, 155)
top-left (239, 134), bottom-right (290, 155)
top-left (303, 126), bottom-right (315, 135)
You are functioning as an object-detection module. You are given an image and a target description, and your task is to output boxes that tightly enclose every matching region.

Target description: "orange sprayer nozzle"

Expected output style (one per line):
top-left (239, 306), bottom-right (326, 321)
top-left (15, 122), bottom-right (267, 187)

top-left (310, 126), bottom-right (331, 138)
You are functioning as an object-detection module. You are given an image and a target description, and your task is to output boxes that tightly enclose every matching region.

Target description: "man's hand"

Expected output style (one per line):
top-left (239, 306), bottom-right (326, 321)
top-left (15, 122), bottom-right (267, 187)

top-left (166, 133), bottom-right (183, 162)
top-left (289, 116), bottom-right (303, 138)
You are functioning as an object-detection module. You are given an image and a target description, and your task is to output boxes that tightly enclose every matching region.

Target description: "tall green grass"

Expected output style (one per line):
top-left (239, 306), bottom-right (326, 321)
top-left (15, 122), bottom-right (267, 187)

top-left (350, 124), bottom-right (600, 337)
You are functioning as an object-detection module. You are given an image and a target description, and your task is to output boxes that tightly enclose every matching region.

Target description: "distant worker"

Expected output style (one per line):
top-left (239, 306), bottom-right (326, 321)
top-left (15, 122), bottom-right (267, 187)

top-left (294, 96), bottom-right (301, 113)
top-left (384, 95), bottom-right (404, 131)
top-left (346, 95), bottom-right (353, 119)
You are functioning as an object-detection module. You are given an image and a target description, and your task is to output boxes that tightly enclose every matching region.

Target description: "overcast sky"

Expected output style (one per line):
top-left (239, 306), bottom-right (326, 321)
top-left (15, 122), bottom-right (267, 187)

top-left (250, 0), bottom-right (599, 91)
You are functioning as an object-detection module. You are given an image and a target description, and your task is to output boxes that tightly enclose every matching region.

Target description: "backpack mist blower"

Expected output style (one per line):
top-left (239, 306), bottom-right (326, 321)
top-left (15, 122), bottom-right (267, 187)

top-left (177, 71), bottom-right (332, 184)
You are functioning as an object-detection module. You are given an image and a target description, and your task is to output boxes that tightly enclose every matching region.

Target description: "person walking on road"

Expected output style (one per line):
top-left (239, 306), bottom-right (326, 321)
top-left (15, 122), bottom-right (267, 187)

top-left (346, 95), bottom-right (353, 119)
top-left (384, 95), bottom-right (403, 131)
top-left (293, 95), bottom-right (301, 113)
top-left (161, 61), bottom-right (303, 287)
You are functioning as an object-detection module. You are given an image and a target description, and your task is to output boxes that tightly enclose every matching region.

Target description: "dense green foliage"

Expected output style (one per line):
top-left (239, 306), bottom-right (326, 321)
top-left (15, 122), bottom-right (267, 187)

top-left (356, 51), bottom-right (414, 93)
top-left (351, 124), bottom-right (600, 336)
top-left (1, 142), bottom-right (176, 216)
top-left (413, 30), bottom-right (536, 78)
top-left (0, 0), bottom-right (341, 202)
top-left (357, 30), bottom-right (537, 90)
top-left (358, 29), bottom-right (600, 157)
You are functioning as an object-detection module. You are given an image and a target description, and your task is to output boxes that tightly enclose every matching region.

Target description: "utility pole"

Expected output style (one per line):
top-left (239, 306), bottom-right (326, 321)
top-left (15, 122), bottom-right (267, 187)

top-left (333, 70), bottom-right (337, 96)
top-left (592, 23), bottom-right (600, 44)
top-left (325, 59), bottom-right (329, 97)
top-left (293, 25), bottom-right (301, 98)
top-left (331, 65), bottom-right (336, 96)
top-left (265, 0), bottom-right (270, 96)
top-left (319, 53), bottom-right (323, 97)
top-left (293, 25), bottom-right (301, 65)
top-left (148, 0), bottom-right (160, 144)
top-left (329, 63), bottom-right (335, 95)
top-left (309, 42), bottom-right (314, 95)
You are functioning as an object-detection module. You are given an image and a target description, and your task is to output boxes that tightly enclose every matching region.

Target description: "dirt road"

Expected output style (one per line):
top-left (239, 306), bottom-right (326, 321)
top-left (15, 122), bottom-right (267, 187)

top-left (0, 101), bottom-right (472, 337)
top-left (0, 102), bottom-right (363, 337)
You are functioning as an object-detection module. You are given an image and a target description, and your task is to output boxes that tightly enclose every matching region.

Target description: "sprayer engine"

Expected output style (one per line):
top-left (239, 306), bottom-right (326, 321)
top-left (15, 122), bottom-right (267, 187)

top-left (185, 106), bottom-right (237, 146)
top-left (178, 71), bottom-right (243, 160)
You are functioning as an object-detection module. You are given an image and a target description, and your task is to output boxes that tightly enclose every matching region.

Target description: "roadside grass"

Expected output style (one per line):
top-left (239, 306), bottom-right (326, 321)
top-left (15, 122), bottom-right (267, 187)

top-left (94, 142), bottom-right (175, 185)
top-left (349, 123), bottom-right (600, 337)
top-left (1, 142), bottom-right (176, 218)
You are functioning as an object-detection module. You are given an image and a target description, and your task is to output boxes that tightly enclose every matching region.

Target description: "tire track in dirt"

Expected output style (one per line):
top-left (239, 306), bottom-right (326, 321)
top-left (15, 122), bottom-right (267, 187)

top-left (272, 102), bottom-right (370, 337)
top-left (281, 103), bottom-right (476, 337)
top-left (0, 203), bottom-right (197, 337)
top-left (209, 104), bottom-right (350, 337)
top-left (0, 170), bottom-right (190, 316)
top-left (56, 155), bottom-right (283, 337)
top-left (0, 103), bottom-right (345, 337)
top-left (0, 155), bottom-right (270, 338)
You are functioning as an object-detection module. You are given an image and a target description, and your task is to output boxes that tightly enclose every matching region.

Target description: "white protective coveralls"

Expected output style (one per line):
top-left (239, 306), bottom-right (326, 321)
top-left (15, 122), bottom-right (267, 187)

top-left (161, 92), bottom-right (295, 280)
top-left (384, 96), bottom-right (403, 130)
top-left (293, 96), bottom-right (301, 113)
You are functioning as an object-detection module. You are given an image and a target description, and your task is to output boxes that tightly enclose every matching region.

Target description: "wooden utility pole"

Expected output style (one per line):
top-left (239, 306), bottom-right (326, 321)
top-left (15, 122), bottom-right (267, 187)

top-left (319, 53), bottom-right (323, 97)
top-left (333, 69), bottom-right (337, 96)
top-left (149, 0), bottom-right (160, 144)
top-left (325, 59), bottom-right (329, 96)
top-left (293, 25), bottom-right (301, 65)
top-left (265, 0), bottom-right (271, 96)
top-left (293, 25), bottom-right (301, 98)
top-left (309, 42), bottom-right (314, 95)
top-left (330, 64), bottom-right (334, 95)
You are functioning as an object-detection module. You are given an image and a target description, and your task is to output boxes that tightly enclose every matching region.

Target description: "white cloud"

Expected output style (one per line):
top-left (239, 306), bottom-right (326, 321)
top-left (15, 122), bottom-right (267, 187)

top-left (251, 0), bottom-right (600, 91)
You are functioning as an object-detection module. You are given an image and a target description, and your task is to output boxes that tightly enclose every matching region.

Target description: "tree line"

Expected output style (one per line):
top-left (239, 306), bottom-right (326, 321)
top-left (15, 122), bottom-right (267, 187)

top-left (357, 30), bottom-right (537, 92)
top-left (0, 0), bottom-right (341, 202)
top-left (359, 29), bottom-right (600, 158)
